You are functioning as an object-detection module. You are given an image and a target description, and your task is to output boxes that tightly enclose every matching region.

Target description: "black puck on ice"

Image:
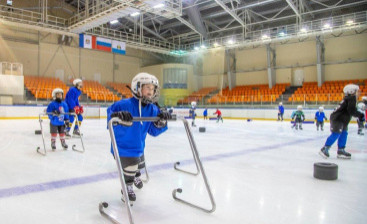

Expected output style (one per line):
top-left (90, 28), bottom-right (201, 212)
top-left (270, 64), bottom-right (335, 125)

top-left (35, 130), bottom-right (42, 135)
top-left (199, 127), bottom-right (206, 132)
top-left (313, 162), bottom-right (338, 180)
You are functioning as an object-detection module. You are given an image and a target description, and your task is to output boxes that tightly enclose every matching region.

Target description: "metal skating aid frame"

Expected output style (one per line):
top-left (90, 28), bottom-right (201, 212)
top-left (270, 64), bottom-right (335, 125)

top-left (174, 119), bottom-right (200, 175)
top-left (99, 115), bottom-right (216, 224)
top-left (36, 112), bottom-right (85, 156)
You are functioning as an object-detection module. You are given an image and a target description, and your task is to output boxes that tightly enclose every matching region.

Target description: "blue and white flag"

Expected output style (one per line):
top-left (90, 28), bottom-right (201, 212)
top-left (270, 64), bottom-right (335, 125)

top-left (112, 40), bottom-right (126, 55)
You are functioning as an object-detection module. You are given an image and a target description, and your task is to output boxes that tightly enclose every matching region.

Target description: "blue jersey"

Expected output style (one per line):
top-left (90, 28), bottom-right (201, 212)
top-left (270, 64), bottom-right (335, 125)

top-left (189, 108), bottom-right (196, 119)
top-left (107, 97), bottom-right (167, 157)
top-left (278, 105), bottom-right (284, 114)
top-left (203, 109), bottom-right (208, 116)
top-left (65, 87), bottom-right (81, 110)
top-left (46, 101), bottom-right (69, 126)
top-left (315, 111), bottom-right (327, 122)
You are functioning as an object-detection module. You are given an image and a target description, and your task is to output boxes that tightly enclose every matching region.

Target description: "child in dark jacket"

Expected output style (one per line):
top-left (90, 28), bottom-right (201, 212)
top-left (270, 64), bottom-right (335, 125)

top-left (319, 84), bottom-right (364, 159)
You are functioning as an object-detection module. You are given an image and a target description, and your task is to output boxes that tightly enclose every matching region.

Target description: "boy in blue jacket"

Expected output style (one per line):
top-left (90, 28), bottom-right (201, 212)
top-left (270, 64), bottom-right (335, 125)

top-left (278, 102), bottom-right (284, 121)
top-left (46, 88), bottom-right (70, 150)
top-left (65, 78), bottom-right (84, 137)
top-left (107, 73), bottom-right (171, 202)
top-left (203, 108), bottom-right (208, 120)
top-left (315, 106), bottom-right (327, 131)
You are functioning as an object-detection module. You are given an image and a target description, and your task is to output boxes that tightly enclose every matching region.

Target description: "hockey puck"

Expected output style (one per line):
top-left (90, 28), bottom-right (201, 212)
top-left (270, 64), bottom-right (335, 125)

top-left (35, 130), bottom-right (42, 135)
top-left (313, 162), bottom-right (338, 180)
top-left (247, 119), bottom-right (252, 122)
top-left (199, 127), bottom-right (206, 132)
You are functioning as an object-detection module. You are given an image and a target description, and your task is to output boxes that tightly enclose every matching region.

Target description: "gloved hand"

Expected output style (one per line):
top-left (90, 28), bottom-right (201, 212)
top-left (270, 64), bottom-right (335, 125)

top-left (157, 110), bottom-right (172, 120)
top-left (79, 106), bottom-right (84, 114)
top-left (65, 120), bottom-right (70, 128)
top-left (154, 110), bottom-right (171, 128)
top-left (111, 111), bottom-right (133, 126)
top-left (53, 110), bottom-right (61, 115)
top-left (74, 106), bottom-right (80, 115)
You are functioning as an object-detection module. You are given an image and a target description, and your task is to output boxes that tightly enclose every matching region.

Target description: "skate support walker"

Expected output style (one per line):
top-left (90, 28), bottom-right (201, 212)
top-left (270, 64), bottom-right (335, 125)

top-left (36, 112), bottom-right (85, 156)
top-left (313, 162), bottom-right (338, 180)
top-left (99, 115), bottom-right (216, 224)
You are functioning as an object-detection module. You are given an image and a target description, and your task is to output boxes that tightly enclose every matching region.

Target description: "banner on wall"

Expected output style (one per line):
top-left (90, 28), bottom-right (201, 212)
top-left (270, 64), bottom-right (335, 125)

top-left (79, 34), bottom-right (95, 49)
top-left (112, 40), bottom-right (126, 55)
top-left (96, 37), bottom-right (112, 52)
top-left (79, 34), bottom-right (126, 54)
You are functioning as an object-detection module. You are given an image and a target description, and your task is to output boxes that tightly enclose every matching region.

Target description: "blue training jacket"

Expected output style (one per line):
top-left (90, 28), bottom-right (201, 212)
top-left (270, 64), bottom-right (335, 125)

top-left (47, 101), bottom-right (69, 126)
top-left (203, 109), bottom-right (208, 116)
top-left (65, 87), bottom-right (81, 110)
top-left (278, 105), bottom-right (284, 114)
top-left (315, 111), bottom-right (327, 122)
top-left (107, 97), bottom-right (168, 157)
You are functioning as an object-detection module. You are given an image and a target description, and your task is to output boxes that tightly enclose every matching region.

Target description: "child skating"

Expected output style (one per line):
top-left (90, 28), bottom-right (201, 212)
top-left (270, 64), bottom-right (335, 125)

top-left (107, 73), bottom-right (171, 203)
top-left (315, 106), bottom-right (327, 131)
top-left (46, 88), bottom-right (70, 150)
top-left (291, 105), bottom-right (305, 130)
top-left (319, 84), bottom-right (365, 159)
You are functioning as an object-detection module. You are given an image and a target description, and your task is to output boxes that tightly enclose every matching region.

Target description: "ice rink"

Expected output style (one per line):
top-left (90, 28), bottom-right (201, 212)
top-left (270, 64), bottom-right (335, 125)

top-left (0, 118), bottom-right (366, 224)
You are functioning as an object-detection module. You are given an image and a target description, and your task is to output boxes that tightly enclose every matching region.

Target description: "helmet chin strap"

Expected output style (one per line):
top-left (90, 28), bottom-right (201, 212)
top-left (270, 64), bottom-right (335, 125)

top-left (127, 85), bottom-right (144, 125)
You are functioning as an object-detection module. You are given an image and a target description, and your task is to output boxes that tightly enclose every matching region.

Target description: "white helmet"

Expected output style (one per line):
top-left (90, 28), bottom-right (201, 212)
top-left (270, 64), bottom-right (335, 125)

top-left (191, 101), bottom-right (197, 108)
top-left (131, 73), bottom-right (159, 103)
top-left (52, 88), bottom-right (64, 99)
top-left (362, 96), bottom-right (367, 101)
top-left (297, 105), bottom-right (303, 110)
top-left (357, 102), bottom-right (366, 110)
top-left (73, 78), bottom-right (83, 87)
top-left (319, 106), bottom-right (324, 111)
top-left (279, 102), bottom-right (283, 106)
top-left (343, 84), bottom-right (359, 96)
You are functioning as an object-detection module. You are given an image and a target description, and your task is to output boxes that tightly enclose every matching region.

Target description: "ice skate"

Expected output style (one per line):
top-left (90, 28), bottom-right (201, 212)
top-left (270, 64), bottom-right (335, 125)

top-left (61, 139), bottom-right (68, 150)
top-left (121, 185), bottom-right (136, 205)
top-left (319, 146), bottom-right (330, 159)
top-left (51, 140), bottom-right (56, 151)
top-left (134, 177), bottom-right (143, 189)
top-left (73, 129), bottom-right (82, 137)
top-left (337, 148), bottom-right (351, 159)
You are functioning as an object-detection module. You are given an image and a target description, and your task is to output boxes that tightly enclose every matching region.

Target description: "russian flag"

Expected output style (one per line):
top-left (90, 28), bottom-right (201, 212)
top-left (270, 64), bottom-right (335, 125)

top-left (79, 34), bottom-right (96, 49)
top-left (96, 37), bottom-right (112, 52)
top-left (112, 40), bottom-right (126, 55)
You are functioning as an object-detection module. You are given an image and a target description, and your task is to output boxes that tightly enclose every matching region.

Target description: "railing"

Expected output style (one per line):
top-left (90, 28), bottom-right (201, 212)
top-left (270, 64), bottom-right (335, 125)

top-left (0, 62), bottom-right (23, 76)
top-left (0, 5), bottom-right (67, 28)
top-left (68, 0), bottom-right (182, 27)
top-left (24, 88), bottom-right (120, 105)
top-left (173, 92), bottom-right (367, 107)
top-left (182, 11), bottom-right (367, 51)
top-left (68, 0), bottom-right (125, 27)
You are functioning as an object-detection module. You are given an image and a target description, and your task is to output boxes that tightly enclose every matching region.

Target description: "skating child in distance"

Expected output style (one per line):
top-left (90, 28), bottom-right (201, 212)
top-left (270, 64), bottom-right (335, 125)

top-left (291, 105), bottom-right (305, 130)
top-left (107, 73), bottom-right (171, 203)
top-left (189, 101), bottom-right (197, 127)
top-left (363, 96), bottom-right (367, 126)
top-left (203, 108), bottom-right (208, 120)
top-left (278, 102), bottom-right (284, 121)
top-left (46, 88), bottom-right (70, 150)
top-left (315, 106), bottom-right (327, 131)
top-left (65, 79), bottom-right (84, 137)
top-left (356, 102), bottom-right (365, 135)
top-left (319, 84), bottom-right (365, 159)
top-left (214, 108), bottom-right (223, 123)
